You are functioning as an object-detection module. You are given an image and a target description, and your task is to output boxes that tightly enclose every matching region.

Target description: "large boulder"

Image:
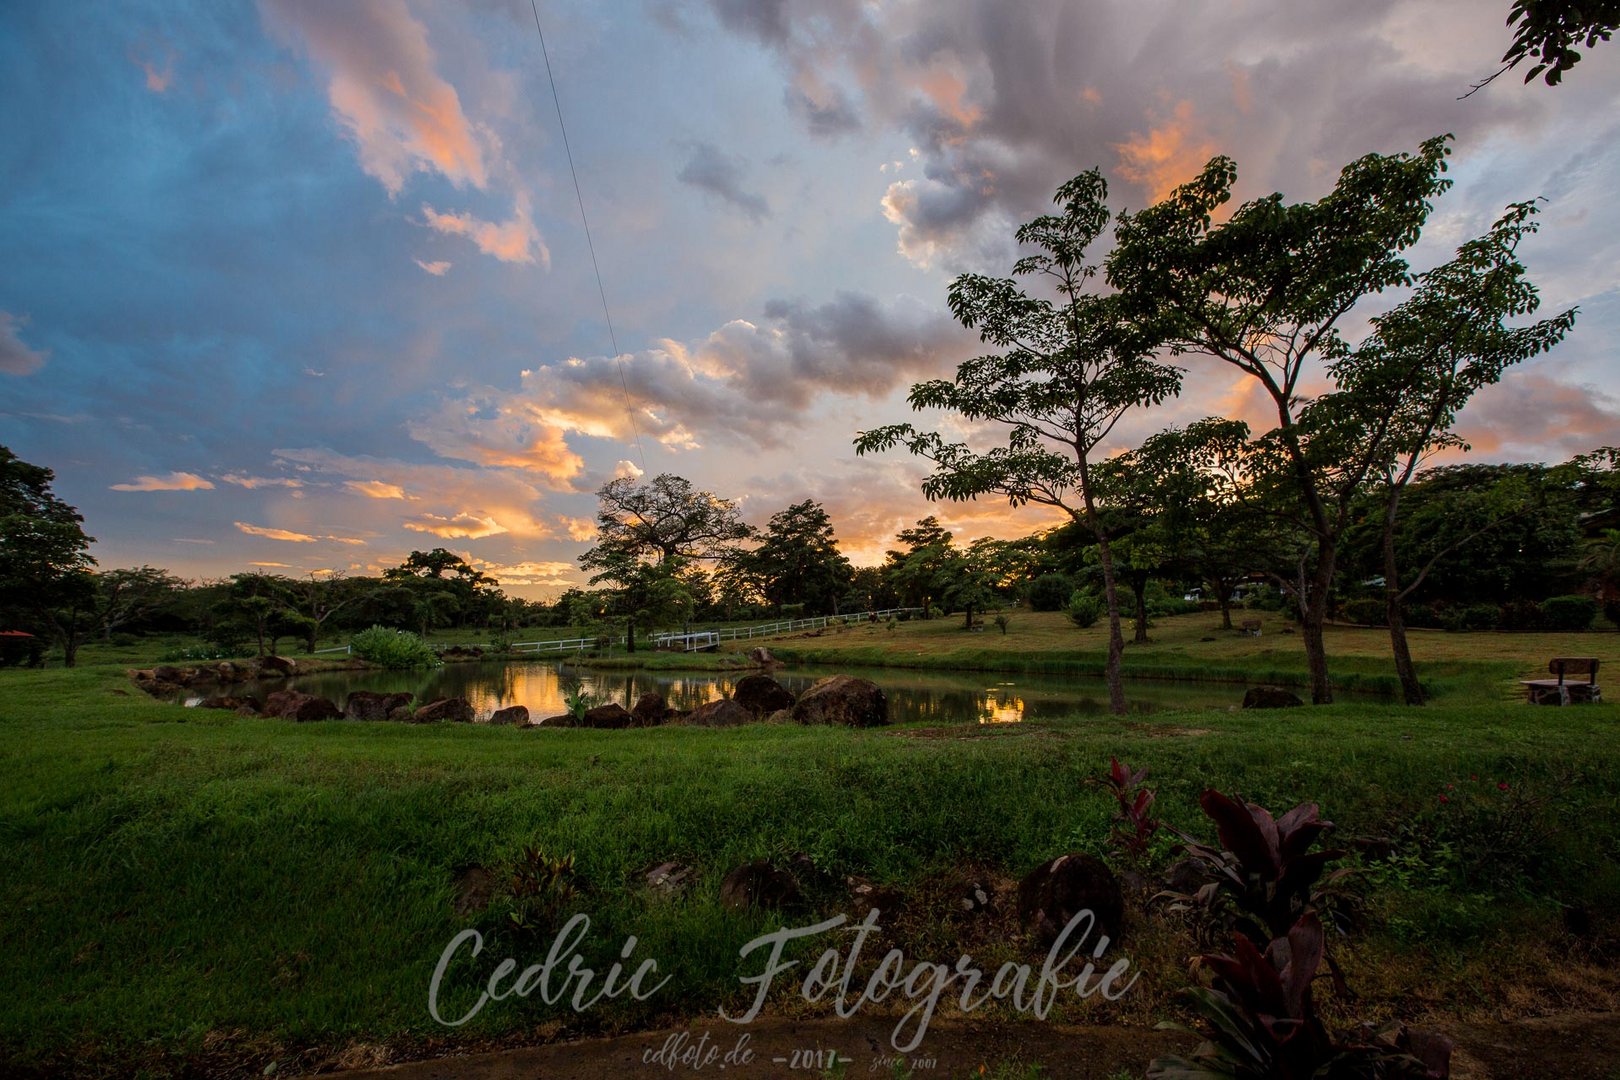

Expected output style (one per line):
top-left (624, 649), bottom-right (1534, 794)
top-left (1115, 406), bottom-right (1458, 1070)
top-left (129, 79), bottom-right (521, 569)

top-left (1016, 853), bottom-right (1123, 949)
top-left (413, 697), bottom-right (476, 723)
top-left (263, 689), bottom-right (343, 722)
top-left (720, 860), bottom-right (801, 911)
top-left (681, 698), bottom-right (753, 727)
top-left (529, 713), bottom-right (577, 727)
top-left (1242, 685), bottom-right (1304, 709)
top-left (631, 692), bottom-right (673, 726)
top-left (748, 646), bottom-right (777, 665)
top-left (259, 655), bottom-right (298, 677)
top-left (198, 694), bottom-right (257, 712)
top-left (791, 675), bottom-right (888, 727)
top-left (580, 702), bottom-right (636, 728)
top-left (344, 690), bottom-right (414, 722)
top-left (489, 704), bottom-right (529, 726)
top-left (733, 674), bottom-right (794, 718)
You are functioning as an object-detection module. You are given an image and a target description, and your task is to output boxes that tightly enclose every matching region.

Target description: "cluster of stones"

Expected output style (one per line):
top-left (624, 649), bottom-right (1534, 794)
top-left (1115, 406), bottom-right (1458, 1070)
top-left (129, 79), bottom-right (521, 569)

top-left (526, 673), bottom-right (888, 729)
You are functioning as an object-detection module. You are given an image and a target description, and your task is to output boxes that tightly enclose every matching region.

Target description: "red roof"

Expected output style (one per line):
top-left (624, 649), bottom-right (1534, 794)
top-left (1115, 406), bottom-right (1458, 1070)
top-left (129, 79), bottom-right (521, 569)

top-left (0, 631), bottom-right (36, 638)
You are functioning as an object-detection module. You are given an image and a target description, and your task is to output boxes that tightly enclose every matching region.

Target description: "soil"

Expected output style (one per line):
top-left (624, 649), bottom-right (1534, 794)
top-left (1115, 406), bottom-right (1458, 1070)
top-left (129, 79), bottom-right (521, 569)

top-left (324, 1011), bottom-right (1620, 1080)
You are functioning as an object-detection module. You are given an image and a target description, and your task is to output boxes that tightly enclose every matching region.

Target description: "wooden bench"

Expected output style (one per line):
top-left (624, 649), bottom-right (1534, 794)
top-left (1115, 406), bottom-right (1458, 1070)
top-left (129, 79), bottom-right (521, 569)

top-left (1522, 658), bottom-right (1601, 705)
top-left (1240, 618), bottom-right (1263, 638)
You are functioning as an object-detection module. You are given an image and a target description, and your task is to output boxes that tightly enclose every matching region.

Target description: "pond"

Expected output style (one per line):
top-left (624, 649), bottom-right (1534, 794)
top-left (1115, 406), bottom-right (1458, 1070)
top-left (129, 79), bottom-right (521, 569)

top-left (191, 660), bottom-right (1273, 724)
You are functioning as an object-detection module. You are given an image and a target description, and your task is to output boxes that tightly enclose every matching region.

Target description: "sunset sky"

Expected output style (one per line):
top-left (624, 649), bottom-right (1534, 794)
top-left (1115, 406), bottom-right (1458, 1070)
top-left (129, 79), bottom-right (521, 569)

top-left (3, 0), bottom-right (1618, 597)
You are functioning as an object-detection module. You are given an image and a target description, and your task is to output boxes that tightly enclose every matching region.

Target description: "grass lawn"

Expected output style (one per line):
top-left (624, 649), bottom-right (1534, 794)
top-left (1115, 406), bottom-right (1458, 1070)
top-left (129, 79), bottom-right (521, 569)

top-left (3, 620), bottom-right (1618, 1076)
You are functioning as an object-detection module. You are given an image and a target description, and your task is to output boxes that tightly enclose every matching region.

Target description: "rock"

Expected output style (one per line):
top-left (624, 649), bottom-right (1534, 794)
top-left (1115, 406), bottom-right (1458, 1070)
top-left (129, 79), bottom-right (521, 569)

top-left (387, 705), bottom-right (416, 723)
top-left (1241, 685), bottom-right (1305, 709)
top-left (214, 661), bottom-right (244, 682)
top-left (153, 665), bottom-right (185, 684)
top-left (644, 861), bottom-right (693, 897)
top-left (791, 675), bottom-right (888, 727)
top-left (489, 704), bottom-right (529, 726)
top-left (413, 697), bottom-right (476, 723)
top-left (344, 690), bottom-right (414, 722)
top-left (681, 698), bottom-right (753, 727)
top-left (234, 705), bottom-right (260, 718)
top-left (260, 655), bottom-right (298, 677)
top-left (958, 880), bottom-right (995, 917)
top-left (441, 645), bottom-right (484, 660)
top-left (453, 865), bottom-right (495, 917)
top-left (263, 689), bottom-right (343, 722)
top-left (748, 646), bottom-right (776, 665)
top-left (631, 693), bottom-right (673, 726)
top-left (1162, 857), bottom-right (1209, 895)
top-left (528, 713), bottom-right (576, 727)
top-left (198, 695), bottom-right (255, 711)
top-left (720, 860), bottom-right (800, 911)
top-left (580, 703), bottom-right (635, 728)
top-left (846, 875), bottom-right (905, 919)
top-left (763, 708), bottom-right (793, 724)
top-left (1017, 853), bottom-right (1124, 949)
top-left (733, 674), bottom-right (795, 718)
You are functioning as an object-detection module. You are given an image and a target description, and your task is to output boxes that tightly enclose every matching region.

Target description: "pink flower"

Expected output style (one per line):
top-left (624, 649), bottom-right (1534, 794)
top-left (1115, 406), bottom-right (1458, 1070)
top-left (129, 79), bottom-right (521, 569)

top-left (1498, 781), bottom-right (1509, 791)
top-left (1446, 783), bottom-right (1454, 790)
top-left (1438, 795), bottom-right (1450, 803)
top-left (1470, 773), bottom-right (1479, 781)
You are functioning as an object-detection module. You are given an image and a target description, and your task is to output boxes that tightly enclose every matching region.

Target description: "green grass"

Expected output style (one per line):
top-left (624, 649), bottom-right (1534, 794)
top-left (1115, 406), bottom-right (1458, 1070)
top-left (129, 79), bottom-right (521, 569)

top-left (3, 653), bottom-right (1619, 1074)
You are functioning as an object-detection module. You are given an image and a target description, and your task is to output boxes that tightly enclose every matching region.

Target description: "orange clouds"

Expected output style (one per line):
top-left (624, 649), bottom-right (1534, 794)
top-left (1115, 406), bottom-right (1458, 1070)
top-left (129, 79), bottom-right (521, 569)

top-left (235, 521), bottom-right (364, 545)
top-left (263, 0), bottom-right (487, 196)
top-left (1456, 371), bottom-right (1620, 459)
top-left (221, 473), bottom-right (302, 489)
top-left (345, 479), bottom-right (408, 500)
top-left (110, 472), bottom-right (214, 492)
top-left (1113, 100), bottom-right (1219, 203)
top-left (421, 202), bottom-right (546, 266)
top-left (403, 511), bottom-right (508, 539)
top-left (405, 397), bottom-right (583, 485)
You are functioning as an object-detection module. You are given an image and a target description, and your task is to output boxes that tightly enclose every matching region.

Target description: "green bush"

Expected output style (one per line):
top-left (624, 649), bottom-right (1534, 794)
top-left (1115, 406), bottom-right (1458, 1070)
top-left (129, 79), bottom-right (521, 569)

top-left (1341, 598), bottom-right (1386, 626)
top-left (1541, 594), bottom-right (1597, 632)
top-left (1461, 604), bottom-right (1500, 632)
top-left (348, 626), bottom-right (439, 669)
top-left (1067, 591), bottom-right (1101, 628)
top-left (1025, 573), bottom-right (1074, 612)
top-left (1498, 599), bottom-right (1543, 632)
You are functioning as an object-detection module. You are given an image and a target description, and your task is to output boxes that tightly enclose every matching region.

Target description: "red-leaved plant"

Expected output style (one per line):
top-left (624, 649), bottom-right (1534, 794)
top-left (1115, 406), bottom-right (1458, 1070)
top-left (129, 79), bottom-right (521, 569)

top-left (1102, 756), bottom-right (1160, 858)
top-left (1147, 911), bottom-right (1453, 1079)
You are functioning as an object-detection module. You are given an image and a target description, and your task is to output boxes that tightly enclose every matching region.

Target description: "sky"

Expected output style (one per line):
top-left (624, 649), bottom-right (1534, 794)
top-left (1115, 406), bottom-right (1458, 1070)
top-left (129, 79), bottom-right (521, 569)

top-left (2, 0), bottom-right (1618, 598)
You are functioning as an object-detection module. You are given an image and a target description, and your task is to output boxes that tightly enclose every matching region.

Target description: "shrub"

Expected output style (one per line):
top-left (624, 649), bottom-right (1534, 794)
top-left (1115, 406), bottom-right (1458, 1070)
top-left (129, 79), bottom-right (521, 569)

top-left (992, 613), bottom-right (1010, 635)
top-left (349, 625), bottom-right (439, 669)
top-left (1461, 604), bottom-right (1500, 631)
top-left (1497, 599), bottom-right (1543, 632)
top-left (1025, 572), bottom-right (1074, 612)
top-left (1341, 598), bottom-right (1386, 626)
top-left (1067, 591), bottom-right (1101, 628)
top-left (1540, 594), bottom-right (1597, 632)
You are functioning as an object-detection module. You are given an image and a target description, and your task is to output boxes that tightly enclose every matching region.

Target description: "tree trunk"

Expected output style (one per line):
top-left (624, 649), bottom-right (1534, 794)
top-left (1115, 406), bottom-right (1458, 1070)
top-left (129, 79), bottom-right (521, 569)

top-left (626, 618), bottom-right (637, 653)
top-left (1213, 578), bottom-right (1233, 630)
top-left (1131, 575), bottom-right (1149, 645)
top-left (1300, 551), bottom-right (1336, 705)
top-left (1381, 489), bottom-right (1425, 705)
top-left (304, 624), bottom-right (319, 654)
top-left (1095, 534), bottom-right (1128, 716)
top-left (963, 605), bottom-right (974, 630)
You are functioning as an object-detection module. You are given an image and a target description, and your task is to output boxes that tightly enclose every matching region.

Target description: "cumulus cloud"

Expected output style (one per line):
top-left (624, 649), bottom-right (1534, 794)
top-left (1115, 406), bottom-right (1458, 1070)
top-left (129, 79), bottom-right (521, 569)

top-left (1456, 370), bottom-right (1620, 461)
top-left (560, 515), bottom-right (598, 541)
top-left (470, 559), bottom-right (580, 589)
top-left (260, 0), bottom-right (488, 196)
top-left (452, 292), bottom-right (976, 456)
top-left (710, 0), bottom-right (1536, 271)
top-left (0, 312), bottom-right (49, 376)
top-left (421, 201), bottom-right (546, 265)
top-left (677, 141), bottom-right (770, 220)
top-left (406, 396), bottom-right (583, 485)
top-left (235, 521), bottom-right (365, 544)
top-left (403, 511), bottom-right (508, 539)
top-left (110, 472), bottom-right (215, 492)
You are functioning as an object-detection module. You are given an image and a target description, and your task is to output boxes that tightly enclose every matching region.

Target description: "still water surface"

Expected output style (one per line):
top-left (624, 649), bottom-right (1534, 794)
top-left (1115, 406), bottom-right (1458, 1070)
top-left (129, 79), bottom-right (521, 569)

top-left (202, 660), bottom-right (1263, 724)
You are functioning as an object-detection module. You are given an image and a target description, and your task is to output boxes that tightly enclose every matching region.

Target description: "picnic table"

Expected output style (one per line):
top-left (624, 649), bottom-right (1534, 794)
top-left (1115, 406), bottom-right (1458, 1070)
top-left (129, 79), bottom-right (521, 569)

top-left (1522, 658), bottom-right (1601, 705)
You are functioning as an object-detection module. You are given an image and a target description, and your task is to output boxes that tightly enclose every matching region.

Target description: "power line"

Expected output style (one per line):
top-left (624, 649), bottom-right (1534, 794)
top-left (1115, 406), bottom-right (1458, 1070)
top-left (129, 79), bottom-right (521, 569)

top-left (528, 0), bottom-right (647, 473)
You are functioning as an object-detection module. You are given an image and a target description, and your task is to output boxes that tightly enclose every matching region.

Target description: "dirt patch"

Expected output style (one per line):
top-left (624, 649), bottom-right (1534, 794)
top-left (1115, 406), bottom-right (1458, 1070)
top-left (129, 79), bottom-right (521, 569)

top-left (452, 866), bottom-right (496, 918)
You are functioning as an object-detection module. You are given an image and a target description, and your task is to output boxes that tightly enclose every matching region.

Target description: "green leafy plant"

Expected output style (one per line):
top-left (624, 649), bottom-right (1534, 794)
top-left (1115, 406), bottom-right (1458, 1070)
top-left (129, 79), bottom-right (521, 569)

top-left (1067, 592), bottom-right (1101, 629)
top-left (505, 847), bottom-right (580, 934)
top-left (348, 625), bottom-right (439, 669)
top-left (992, 613), bottom-right (1011, 635)
top-left (558, 673), bottom-right (595, 720)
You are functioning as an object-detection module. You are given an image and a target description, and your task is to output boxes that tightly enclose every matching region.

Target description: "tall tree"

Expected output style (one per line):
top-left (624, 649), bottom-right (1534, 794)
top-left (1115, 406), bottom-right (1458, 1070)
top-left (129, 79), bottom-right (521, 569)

top-left (747, 500), bottom-right (854, 616)
top-left (881, 517), bottom-right (957, 615)
top-left (1325, 200), bottom-right (1575, 702)
top-left (1107, 136), bottom-right (1455, 703)
top-left (92, 566), bottom-right (185, 642)
top-left (0, 445), bottom-right (97, 666)
top-left (589, 474), bottom-right (753, 566)
top-left (857, 171), bottom-right (1182, 715)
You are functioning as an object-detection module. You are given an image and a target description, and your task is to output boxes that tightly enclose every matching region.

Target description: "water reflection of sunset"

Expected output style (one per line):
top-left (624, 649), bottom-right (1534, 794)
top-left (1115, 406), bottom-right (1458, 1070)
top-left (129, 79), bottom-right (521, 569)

top-left (979, 685), bottom-right (1025, 724)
